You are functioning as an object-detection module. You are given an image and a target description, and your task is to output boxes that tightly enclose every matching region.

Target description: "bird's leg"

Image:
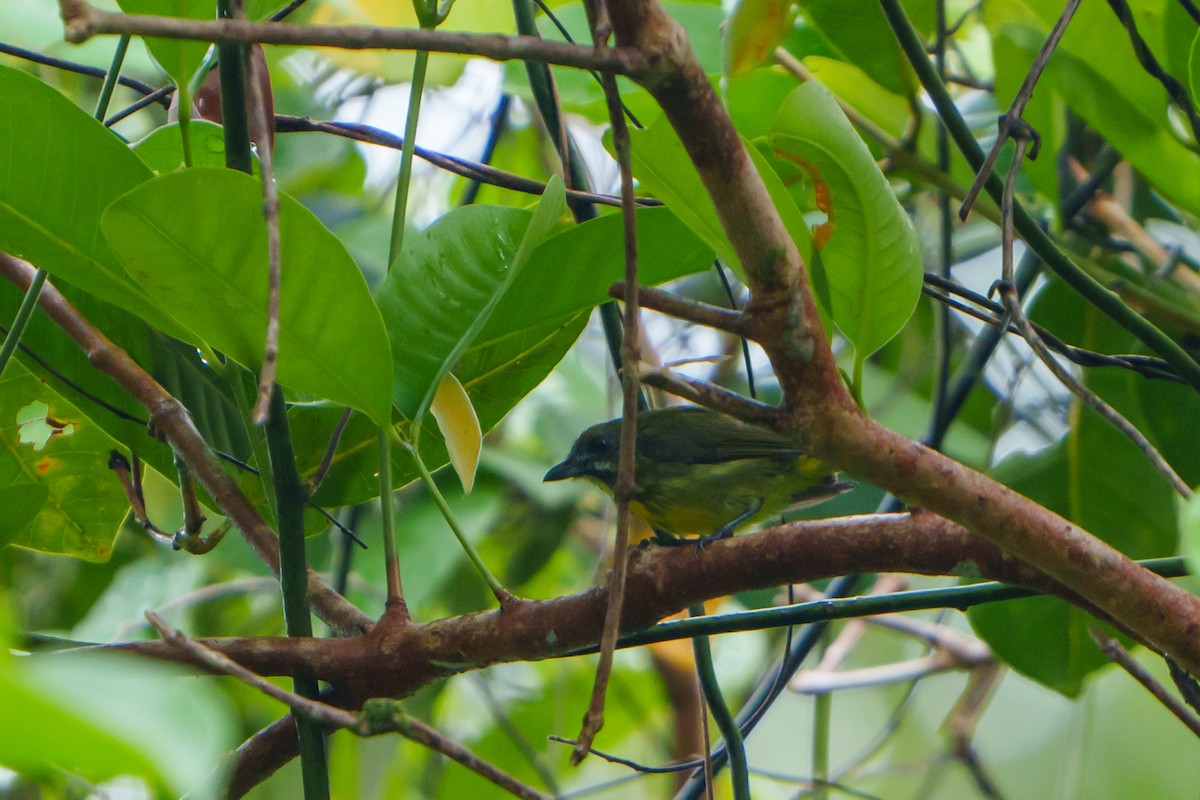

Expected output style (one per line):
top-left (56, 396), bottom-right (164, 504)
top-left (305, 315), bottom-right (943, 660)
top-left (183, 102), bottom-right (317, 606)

top-left (652, 527), bottom-right (691, 547)
top-left (694, 498), bottom-right (765, 551)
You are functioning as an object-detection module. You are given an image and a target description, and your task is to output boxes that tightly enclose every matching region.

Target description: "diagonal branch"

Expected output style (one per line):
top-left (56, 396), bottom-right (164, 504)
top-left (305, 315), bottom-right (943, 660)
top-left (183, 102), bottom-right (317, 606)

top-left (0, 252), bottom-right (372, 636)
top-left (603, 0), bottom-right (1200, 675)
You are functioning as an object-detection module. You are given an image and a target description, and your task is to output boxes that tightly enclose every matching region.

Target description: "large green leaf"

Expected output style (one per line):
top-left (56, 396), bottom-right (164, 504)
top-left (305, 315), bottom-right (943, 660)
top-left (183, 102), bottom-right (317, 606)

top-left (306, 311), bottom-right (588, 507)
top-left (132, 120), bottom-right (234, 174)
top-left (0, 278), bottom-right (248, 488)
top-left (769, 82), bottom-right (922, 359)
top-left (0, 484), bottom-right (48, 544)
top-left (0, 362), bottom-right (128, 561)
top-left (314, 203), bottom-right (713, 506)
top-left (627, 118), bottom-right (812, 287)
top-left (0, 70), bottom-right (246, 475)
top-left (482, 205), bottom-right (716, 341)
top-left (796, 0), bottom-right (918, 96)
top-left (629, 117), bottom-right (739, 272)
top-left (0, 650), bottom-right (235, 799)
top-left (117, 0), bottom-right (212, 90)
top-left (986, 0), bottom-right (1200, 218)
top-left (376, 177), bottom-right (566, 421)
top-left (0, 66), bottom-right (191, 341)
top-left (101, 168), bottom-right (394, 425)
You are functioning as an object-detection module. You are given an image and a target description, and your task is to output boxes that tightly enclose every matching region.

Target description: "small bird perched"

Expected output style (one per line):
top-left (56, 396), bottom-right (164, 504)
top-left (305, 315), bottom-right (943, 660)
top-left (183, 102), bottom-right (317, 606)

top-left (544, 406), bottom-right (850, 546)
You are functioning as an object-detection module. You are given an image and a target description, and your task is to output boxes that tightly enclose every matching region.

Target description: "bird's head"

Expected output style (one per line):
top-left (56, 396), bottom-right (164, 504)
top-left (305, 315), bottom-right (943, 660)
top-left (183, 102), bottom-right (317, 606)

top-left (543, 419), bottom-right (621, 489)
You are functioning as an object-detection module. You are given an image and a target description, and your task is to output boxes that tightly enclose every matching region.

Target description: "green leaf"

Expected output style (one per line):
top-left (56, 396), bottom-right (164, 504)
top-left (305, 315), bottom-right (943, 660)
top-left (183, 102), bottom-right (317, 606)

top-left (802, 56), bottom-right (911, 139)
top-left (308, 312), bottom-right (588, 507)
top-left (973, 424), bottom-right (1175, 695)
top-left (0, 483), bottom-right (48, 543)
top-left (313, 202), bottom-right (712, 507)
top-left (1137, 377), bottom-right (1200, 487)
top-left (377, 178), bottom-right (566, 421)
top-left (745, 142), bottom-right (820, 305)
top-left (796, 0), bottom-right (916, 96)
top-left (0, 652), bottom-right (235, 798)
top-left (0, 278), bottom-right (248, 489)
top-left (101, 167), bottom-right (394, 425)
top-left (768, 81), bottom-right (922, 358)
top-left (132, 120), bottom-right (236, 174)
top-left (986, 0), bottom-right (1200, 218)
top-left (117, 0), bottom-right (213, 89)
top-left (482, 205), bottom-right (716, 341)
top-left (0, 66), bottom-right (192, 341)
top-left (627, 119), bottom-right (809, 287)
top-left (0, 362), bottom-right (128, 561)
top-left (629, 116), bottom-right (739, 272)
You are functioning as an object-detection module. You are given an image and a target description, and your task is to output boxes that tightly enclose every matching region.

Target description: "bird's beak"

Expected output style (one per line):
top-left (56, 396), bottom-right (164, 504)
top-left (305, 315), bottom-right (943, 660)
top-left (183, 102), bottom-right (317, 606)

top-left (544, 459), bottom-right (581, 482)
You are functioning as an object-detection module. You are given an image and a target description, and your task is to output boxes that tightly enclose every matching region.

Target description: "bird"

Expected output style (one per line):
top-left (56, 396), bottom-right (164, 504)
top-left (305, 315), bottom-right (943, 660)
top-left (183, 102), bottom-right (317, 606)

top-left (544, 406), bottom-right (850, 546)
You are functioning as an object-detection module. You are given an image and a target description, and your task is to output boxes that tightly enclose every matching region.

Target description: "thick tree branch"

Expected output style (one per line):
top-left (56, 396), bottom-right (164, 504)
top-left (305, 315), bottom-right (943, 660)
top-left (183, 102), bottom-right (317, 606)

top-left (603, 0), bottom-right (1200, 674)
top-left (0, 253), bottom-right (372, 636)
top-left (56, 0), bottom-right (648, 75)
top-left (99, 512), bottom-right (1115, 684)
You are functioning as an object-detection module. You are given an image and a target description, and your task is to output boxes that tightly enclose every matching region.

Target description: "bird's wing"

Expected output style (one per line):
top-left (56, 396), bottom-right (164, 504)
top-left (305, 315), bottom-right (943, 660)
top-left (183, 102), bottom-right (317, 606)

top-left (639, 408), bottom-right (808, 464)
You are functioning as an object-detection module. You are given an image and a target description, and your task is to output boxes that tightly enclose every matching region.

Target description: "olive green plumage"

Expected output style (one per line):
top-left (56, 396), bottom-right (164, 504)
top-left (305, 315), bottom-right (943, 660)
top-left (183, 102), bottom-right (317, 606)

top-left (544, 406), bottom-right (849, 544)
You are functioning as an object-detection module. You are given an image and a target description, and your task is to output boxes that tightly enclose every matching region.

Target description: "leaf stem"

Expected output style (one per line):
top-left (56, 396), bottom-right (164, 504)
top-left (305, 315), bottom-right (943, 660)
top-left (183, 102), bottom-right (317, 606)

top-left (175, 85), bottom-right (194, 167)
top-left (387, 48), bottom-right (431, 269)
top-left (812, 666), bottom-right (831, 800)
top-left (93, 32), bottom-right (130, 120)
top-left (689, 602), bottom-right (750, 800)
top-left (264, 385), bottom-right (330, 800)
top-left (378, 427), bottom-right (405, 606)
top-left (406, 442), bottom-right (509, 602)
top-left (0, 268), bottom-right (47, 379)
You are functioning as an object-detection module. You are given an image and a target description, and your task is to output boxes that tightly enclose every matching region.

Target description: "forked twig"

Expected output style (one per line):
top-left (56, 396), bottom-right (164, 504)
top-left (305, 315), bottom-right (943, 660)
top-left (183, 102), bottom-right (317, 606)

top-left (995, 138), bottom-right (1190, 497)
top-left (959, 0), bottom-right (1081, 218)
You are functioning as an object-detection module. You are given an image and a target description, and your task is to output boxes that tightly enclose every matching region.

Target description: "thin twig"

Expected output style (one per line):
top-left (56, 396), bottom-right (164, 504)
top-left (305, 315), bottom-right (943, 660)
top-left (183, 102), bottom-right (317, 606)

top-left (249, 114), bottom-right (281, 421)
top-left (277, 116), bottom-right (653, 208)
top-left (610, 282), bottom-right (747, 334)
top-left (308, 407), bottom-right (352, 492)
top-left (56, 0), bottom-right (647, 74)
top-left (1104, 0), bottom-right (1200, 143)
top-left (959, 0), bottom-right (1082, 218)
top-left (1090, 627), bottom-right (1200, 739)
top-left (698, 672), bottom-right (714, 799)
top-left (634, 365), bottom-right (778, 423)
top-left (921, 275), bottom-right (1181, 382)
top-left (148, 611), bottom-right (354, 724)
top-left (996, 138), bottom-right (1190, 497)
top-left (146, 612), bottom-right (552, 799)
top-left (0, 41), bottom-right (161, 98)
top-left (571, 42), bottom-right (641, 766)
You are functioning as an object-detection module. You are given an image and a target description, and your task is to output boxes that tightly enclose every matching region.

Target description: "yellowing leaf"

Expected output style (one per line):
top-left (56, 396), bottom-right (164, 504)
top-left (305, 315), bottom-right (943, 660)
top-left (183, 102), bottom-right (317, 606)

top-left (725, 0), bottom-right (796, 79)
top-left (430, 373), bottom-right (481, 493)
top-left (309, 0), bottom-right (513, 83)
